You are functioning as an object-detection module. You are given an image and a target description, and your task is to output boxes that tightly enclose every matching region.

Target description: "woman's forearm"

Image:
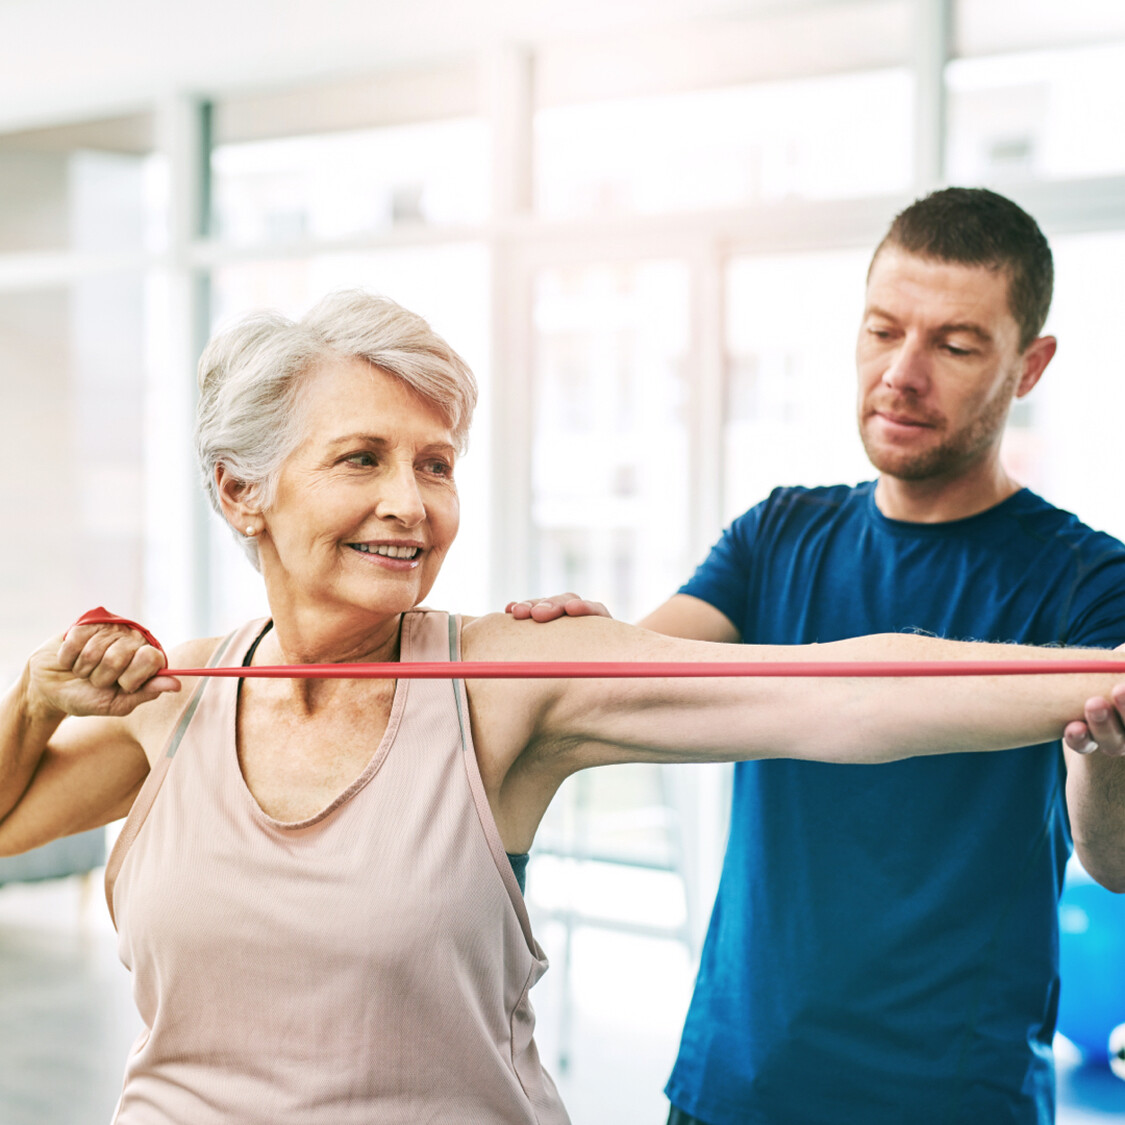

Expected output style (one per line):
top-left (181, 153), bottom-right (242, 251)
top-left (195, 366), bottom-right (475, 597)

top-left (506, 618), bottom-right (1125, 767)
top-left (0, 670), bottom-right (66, 826)
top-left (766, 631), bottom-right (1124, 761)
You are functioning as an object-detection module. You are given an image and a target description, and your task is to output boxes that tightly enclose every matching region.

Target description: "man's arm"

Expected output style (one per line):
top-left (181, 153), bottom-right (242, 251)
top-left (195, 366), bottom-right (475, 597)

top-left (1065, 678), bottom-right (1125, 891)
top-left (638, 593), bottom-right (740, 642)
top-left (1057, 555), bottom-right (1125, 892)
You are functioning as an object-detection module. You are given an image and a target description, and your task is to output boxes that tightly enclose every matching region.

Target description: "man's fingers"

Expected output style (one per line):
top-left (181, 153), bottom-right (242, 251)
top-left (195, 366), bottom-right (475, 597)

top-left (1064, 720), bottom-right (1098, 755)
top-left (505, 594), bottom-right (612, 623)
top-left (559, 598), bottom-right (610, 618)
top-left (506, 594), bottom-right (585, 622)
top-left (529, 601), bottom-right (572, 622)
top-left (1084, 691), bottom-right (1125, 757)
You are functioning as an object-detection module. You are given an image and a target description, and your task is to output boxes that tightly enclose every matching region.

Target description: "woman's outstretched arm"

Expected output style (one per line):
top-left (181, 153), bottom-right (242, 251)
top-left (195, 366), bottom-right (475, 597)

top-left (472, 614), bottom-right (1125, 767)
top-left (463, 613), bottom-right (1125, 800)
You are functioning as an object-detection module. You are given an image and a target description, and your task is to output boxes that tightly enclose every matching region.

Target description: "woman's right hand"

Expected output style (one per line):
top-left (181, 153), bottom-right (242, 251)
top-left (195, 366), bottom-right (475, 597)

top-left (26, 620), bottom-right (180, 721)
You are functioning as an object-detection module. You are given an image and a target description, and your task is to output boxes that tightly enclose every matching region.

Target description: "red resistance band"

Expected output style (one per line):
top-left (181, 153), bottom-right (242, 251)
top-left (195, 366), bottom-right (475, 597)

top-left (70, 609), bottom-right (1124, 680)
top-left (72, 607), bottom-right (167, 660)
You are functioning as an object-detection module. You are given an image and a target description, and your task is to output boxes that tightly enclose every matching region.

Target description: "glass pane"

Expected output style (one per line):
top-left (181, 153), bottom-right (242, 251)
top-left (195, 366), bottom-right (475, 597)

top-left (956, 0), bottom-right (1125, 56)
top-left (723, 250), bottom-right (873, 524)
top-left (0, 279), bottom-right (148, 680)
top-left (947, 45), bottom-right (1125, 183)
top-left (535, 70), bottom-right (912, 220)
top-left (1018, 230), bottom-right (1125, 544)
top-left (207, 243), bottom-right (491, 627)
top-left (530, 259), bottom-right (691, 621)
top-left (0, 114), bottom-right (163, 254)
top-left (210, 119), bottom-right (489, 246)
top-left (533, 766), bottom-right (686, 872)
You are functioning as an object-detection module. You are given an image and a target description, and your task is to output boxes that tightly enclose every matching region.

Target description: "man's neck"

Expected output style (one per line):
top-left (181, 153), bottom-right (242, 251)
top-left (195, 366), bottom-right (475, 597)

top-left (873, 462), bottom-right (1022, 524)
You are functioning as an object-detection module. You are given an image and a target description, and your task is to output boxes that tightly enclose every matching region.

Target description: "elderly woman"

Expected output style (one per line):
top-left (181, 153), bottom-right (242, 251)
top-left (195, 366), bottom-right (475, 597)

top-left (0, 290), bottom-right (1122, 1125)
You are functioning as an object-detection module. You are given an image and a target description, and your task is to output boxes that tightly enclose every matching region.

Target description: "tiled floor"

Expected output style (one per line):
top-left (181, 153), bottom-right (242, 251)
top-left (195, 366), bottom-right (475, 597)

top-left (1, 875), bottom-right (1124, 1124)
top-left (0, 878), bottom-right (139, 1125)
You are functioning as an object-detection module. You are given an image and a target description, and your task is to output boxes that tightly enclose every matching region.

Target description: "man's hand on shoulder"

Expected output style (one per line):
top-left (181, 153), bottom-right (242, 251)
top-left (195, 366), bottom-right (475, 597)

top-left (504, 593), bottom-right (612, 623)
top-left (502, 590), bottom-right (741, 644)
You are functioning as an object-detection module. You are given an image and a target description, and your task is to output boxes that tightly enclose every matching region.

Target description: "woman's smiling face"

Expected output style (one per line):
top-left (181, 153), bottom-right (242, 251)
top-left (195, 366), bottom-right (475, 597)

top-left (255, 356), bottom-right (460, 622)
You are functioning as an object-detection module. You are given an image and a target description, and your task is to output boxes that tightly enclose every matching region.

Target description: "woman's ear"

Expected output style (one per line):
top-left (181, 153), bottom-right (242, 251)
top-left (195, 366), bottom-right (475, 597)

top-left (215, 464), bottom-right (262, 535)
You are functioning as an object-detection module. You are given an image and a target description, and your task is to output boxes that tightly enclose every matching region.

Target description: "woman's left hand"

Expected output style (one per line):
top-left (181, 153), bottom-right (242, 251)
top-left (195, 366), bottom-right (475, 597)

top-left (1064, 644), bottom-right (1125, 756)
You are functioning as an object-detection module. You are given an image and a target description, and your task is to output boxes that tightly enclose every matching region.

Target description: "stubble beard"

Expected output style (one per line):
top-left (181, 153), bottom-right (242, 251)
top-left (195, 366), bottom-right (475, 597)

top-left (858, 372), bottom-right (1019, 484)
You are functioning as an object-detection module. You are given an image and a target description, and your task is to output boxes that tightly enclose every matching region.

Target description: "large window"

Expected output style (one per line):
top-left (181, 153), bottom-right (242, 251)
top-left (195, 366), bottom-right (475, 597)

top-left (530, 259), bottom-right (691, 620)
top-left (947, 45), bottom-right (1125, 184)
top-left (0, 113), bottom-right (162, 254)
top-left (535, 69), bottom-right (913, 220)
top-left (0, 279), bottom-right (149, 679)
top-left (723, 249), bottom-right (873, 521)
top-left (210, 118), bottom-right (489, 245)
top-left (1027, 230), bottom-right (1125, 544)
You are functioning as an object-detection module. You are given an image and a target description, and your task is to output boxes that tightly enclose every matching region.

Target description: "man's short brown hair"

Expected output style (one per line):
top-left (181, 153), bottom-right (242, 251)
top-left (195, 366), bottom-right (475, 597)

top-left (871, 187), bottom-right (1053, 351)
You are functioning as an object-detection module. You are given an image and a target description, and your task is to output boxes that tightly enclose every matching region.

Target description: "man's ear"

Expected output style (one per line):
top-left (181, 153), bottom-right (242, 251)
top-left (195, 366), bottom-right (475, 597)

top-left (215, 464), bottom-right (261, 531)
top-left (1016, 335), bottom-right (1057, 399)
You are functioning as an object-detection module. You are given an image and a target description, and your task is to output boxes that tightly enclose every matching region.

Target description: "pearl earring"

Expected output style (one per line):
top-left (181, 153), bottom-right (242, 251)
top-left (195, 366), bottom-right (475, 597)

top-left (245, 526), bottom-right (256, 537)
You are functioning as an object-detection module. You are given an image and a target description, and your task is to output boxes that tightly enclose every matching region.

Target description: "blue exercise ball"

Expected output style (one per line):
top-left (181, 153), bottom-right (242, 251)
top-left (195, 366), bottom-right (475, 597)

top-left (1058, 862), bottom-right (1125, 1065)
top-left (1110, 1024), bottom-right (1125, 1080)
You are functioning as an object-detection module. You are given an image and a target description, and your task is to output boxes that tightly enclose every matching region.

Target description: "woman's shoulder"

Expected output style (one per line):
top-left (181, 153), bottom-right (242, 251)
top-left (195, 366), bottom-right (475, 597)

top-left (459, 610), bottom-right (630, 663)
top-left (458, 612), bottom-right (506, 660)
top-left (460, 611), bottom-right (572, 659)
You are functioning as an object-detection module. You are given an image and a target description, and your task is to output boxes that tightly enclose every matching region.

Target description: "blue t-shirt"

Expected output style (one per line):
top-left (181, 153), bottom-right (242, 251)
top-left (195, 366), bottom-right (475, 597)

top-left (665, 482), bottom-right (1125, 1125)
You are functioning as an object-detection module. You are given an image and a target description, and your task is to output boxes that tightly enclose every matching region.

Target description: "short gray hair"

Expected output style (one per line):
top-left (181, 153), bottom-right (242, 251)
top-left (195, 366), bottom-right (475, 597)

top-left (195, 290), bottom-right (478, 569)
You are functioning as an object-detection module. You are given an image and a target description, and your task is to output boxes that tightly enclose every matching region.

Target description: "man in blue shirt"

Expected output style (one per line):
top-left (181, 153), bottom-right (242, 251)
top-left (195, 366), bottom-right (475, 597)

top-left (510, 187), bottom-right (1125, 1123)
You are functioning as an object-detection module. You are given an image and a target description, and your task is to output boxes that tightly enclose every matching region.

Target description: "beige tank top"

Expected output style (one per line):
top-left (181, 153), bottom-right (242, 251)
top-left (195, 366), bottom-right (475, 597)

top-left (105, 610), bottom-right (569, 1125)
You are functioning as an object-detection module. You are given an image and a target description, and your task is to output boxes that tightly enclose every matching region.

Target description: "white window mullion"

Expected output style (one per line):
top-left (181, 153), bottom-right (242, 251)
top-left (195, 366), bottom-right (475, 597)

top-left (688, 237), bottom-right (726, 566)
top-left (145, 93), bottom-right (211, 642)
top-left (913, 0), bottom-right (952, 192)
top-left (485, 46), bottom-right (536, 606)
